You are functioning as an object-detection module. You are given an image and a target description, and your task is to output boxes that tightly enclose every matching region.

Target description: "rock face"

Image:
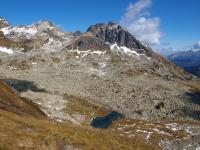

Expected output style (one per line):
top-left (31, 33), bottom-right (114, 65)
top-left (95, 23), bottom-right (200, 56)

top-left (87, 22), bottom-right (145, 49)
top-left (73, 30), bottom-right (82, 38)
top-left (0, 17), bottom-right (10, 29)
top-left (0, 20), bottom-right (152, 55)
top-left (87, 22), bottom-right (154, 56)
top-left (66, 33), bottom-right (110, 51)
top-left (0, 20), bottom-right (72, 52)
top-left (0, 30), bottom-right (31, 50)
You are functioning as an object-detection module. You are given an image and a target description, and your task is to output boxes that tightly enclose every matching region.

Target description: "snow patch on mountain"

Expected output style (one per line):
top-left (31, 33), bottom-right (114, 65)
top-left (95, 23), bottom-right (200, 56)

top-left (33, 21), bottom-right (54, 30)
top-left (110, 43), bottom-right (146, 57)
top-left (0, 20), bottom-right (73, 52)
top-left (69, 49), bottom-right (107, 58)
top-left (0, 18), bottom-right (9, 25)
top-left (0, 26), bottom-right (37, 36)
top-left (0, 21), bottom-right (54, 37)
top-left (0, 46), bottom-right (13, 54)
top-left (42, 38), bottom-right (64, 52)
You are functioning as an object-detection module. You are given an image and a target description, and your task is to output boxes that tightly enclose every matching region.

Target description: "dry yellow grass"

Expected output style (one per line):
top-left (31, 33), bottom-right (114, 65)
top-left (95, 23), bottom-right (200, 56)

top-left (63, 94), bottom-right (111, 123)
top-left (111, 118), bottom-right (200, 150)
top-left (178, 80), bottom-right (200, 92)
top-left (0, 83), bottom-right (156, 150)
top-left (1, 80), bottom-right (200, 150)
top-left (0, 80), bottom-right (46, 119)
top-left (0, 109), bottom-right (156, 150)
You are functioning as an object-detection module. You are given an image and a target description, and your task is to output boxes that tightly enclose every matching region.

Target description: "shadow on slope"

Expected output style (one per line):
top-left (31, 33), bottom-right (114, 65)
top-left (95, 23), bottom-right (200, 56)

top-left (176, 90), bottom-right (200, 120)
top-left (184, 91), bottom-right (200, 105)
top-left (0, 80), bottom-right (47, 119)
top-left (4, 79), bottom-right (46, 93)
top-left (180, 107), bottom-right (200, 120)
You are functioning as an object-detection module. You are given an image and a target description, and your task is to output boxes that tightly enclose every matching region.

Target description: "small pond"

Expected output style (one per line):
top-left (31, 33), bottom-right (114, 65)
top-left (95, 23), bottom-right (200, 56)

top-left (91, 111), bottom-right (123, 129)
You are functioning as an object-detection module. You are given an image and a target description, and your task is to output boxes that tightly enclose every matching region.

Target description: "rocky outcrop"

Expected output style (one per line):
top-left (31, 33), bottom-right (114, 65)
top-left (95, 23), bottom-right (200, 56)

top-left (87, 22), bottom-right (145, 49)
top-left (87, 22), bottom-right (154, 56)
top-left (66, 33), bottom-right (110, 51)
top-left (73, 30), bottom-right (82, 38)
top-left (0, 31), bottom-right (31, 50)
top-left (0, 19), bottom-right (154, 56)
top-left (0, 17), bottom-right (10, 29)
top-left (0, 20), bottom-right (73, 52)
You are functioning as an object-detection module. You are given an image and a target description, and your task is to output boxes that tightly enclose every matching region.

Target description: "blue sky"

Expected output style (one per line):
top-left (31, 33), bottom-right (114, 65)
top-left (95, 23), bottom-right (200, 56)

top-left (0, 0), bottom-right (200, 52)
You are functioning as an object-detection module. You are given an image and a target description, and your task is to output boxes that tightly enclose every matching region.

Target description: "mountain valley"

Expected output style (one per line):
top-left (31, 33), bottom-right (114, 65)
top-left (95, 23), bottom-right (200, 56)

top-left (0, 17), bottom-right (200, 149)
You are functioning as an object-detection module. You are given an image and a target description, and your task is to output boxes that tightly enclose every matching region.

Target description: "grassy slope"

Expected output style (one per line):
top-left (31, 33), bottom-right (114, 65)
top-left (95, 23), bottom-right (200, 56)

top-left (0, 80), bottom-right (155, 150)
top-left (1, 80), bottom-right (200, 149)
top-left (0, 77), bottom-right (199, 149)
top-left (0, 80), bottom-right (46, 119)
top-left (0, 109), bottom-right (155, 150)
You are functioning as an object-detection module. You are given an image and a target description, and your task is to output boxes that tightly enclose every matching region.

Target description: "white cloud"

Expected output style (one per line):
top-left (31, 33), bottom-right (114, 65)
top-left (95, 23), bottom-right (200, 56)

top-left (120, 0), bottom-right (161, 45)
top-left (194, 40), bottom-right (200, 49)
top-left (153, 44), bottom-right (176, 56)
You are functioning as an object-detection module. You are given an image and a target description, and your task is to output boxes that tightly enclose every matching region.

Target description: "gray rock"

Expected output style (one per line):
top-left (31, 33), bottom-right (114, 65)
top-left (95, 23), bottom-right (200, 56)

top-left (87, 22), bottom-right (145, 49)
top-left (0, 17), bottom-right (10, 29)
top-left (66, 33), bottom-right (110, 51)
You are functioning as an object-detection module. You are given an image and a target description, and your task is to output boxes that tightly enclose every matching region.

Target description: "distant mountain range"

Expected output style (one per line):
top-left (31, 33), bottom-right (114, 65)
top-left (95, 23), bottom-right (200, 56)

top-left (168, 50), bottom-right (200, 77)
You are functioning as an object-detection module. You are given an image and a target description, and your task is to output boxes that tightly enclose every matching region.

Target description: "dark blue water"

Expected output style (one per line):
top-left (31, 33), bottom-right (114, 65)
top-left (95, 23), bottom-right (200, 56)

top-left (91, 111), bottom-right (123, 129)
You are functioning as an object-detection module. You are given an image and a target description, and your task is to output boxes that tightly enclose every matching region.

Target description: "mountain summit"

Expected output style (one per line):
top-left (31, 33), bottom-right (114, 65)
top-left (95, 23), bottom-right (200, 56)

top-left (0, 17), bottom-right (10, 28)
top-left (87, 22), bottom-right (145, 49)
top-left (87, 22), bottom-right (153, 56)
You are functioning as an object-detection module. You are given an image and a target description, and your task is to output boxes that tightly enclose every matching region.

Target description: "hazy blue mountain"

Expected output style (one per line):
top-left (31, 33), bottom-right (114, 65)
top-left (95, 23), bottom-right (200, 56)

top-left (168, 50), bottom-right (200, 77)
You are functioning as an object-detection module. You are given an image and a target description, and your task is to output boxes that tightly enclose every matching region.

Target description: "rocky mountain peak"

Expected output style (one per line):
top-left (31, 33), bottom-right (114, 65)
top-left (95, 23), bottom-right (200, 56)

top-left (87, 22), bottom-right (146, 50)
top-left (87, 22), bottom-right (153, 56)
top-left (107, 21), bottom-right (122, 29)
top-left (0, 17), bottom-right (10, 29)
top-left (33, 20), bottom-right (54, 30)
top-left (0, 19), bottom-right (73, 52)
top-left (108, 21), bottom-right (116, 26)
top-left (73, 30), bottom-right (82, 38)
